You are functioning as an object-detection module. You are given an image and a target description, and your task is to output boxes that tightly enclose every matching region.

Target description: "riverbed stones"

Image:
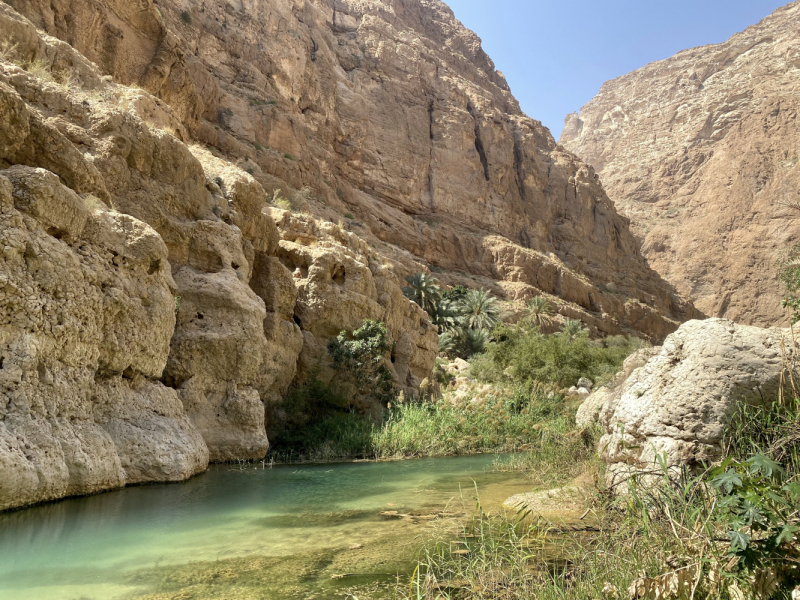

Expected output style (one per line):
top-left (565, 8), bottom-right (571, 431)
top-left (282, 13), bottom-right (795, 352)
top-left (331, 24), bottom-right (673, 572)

top-left (597, 319), bottom-right (789, 488)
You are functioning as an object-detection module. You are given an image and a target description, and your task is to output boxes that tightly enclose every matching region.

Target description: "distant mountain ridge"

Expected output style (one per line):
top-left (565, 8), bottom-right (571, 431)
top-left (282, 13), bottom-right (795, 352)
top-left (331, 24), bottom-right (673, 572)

top-left (561, 0), bottom-right (800, 326)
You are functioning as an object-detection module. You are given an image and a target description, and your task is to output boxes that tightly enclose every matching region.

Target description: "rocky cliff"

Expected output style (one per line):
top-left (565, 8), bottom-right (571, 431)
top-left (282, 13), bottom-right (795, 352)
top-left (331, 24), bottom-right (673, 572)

top-left (0, 0), bottom-right (694, 510)
top-left (561, 1), bottom-right (800, 326)
top-left (7, 0), bottom-right (697, 339)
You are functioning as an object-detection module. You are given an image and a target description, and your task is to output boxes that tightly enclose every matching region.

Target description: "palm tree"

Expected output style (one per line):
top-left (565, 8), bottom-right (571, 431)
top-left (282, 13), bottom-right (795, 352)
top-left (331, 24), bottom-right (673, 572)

top-left (438, 330), bottom-right (458, 356)
top-left (402, 273), bottom-right (441, 315)
top-left (462, 328), bottom-right (489, 357)
top-left (458, 288), bottom-right (500, 331)
top-left (439, 327), bottom-right (488, 359)
top-left (526, 296), bottom-right (554, 328)
top-left (430, 299), bottom-right (458, 333)
top-left (560, 318), bottom-right (588, 340)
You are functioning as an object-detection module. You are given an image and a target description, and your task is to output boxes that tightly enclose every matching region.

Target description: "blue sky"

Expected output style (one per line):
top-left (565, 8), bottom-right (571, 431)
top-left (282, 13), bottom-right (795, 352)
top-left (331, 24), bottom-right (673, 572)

top-left (444, 0), bottom-right (788, 138)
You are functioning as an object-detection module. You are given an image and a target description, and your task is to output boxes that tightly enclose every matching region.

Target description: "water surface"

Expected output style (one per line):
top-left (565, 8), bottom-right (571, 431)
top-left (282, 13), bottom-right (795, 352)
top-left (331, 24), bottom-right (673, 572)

top-left (0, 454), bottom-right (532, 600)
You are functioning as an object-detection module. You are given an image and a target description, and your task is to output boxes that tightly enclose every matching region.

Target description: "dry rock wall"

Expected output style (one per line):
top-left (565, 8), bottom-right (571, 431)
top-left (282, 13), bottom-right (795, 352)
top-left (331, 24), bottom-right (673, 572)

top-left (0, 3), bottom-right (437, 510)
top-left (561, 1), bottom-right (800, 326)
top-left (8, 0), bottom-right (698, 340)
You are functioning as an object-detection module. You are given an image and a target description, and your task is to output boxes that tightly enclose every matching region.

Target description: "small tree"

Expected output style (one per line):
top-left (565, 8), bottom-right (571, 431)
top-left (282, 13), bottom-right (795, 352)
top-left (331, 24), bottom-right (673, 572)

top-left (560, 318), bottom-right (589, 340)
top-left (327, 320), bottom-right (396, 405)
top-left (430, 299), bottom-right (458, 332)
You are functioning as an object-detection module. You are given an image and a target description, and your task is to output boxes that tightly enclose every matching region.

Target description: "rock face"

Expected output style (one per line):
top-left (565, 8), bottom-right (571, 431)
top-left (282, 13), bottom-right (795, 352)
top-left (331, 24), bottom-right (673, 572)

top-left (596, 319), bottom-right (788, 488)
top-left (8, 0), bottom-right (697, 339)
top-left (0, 3), bottom-right (438, 510)
top-left (561, 1), bottom-right (800, 326)
top-left (0, 0), bottom-right (703, 510)
top-left (0, 166), bottom-right (208, 512)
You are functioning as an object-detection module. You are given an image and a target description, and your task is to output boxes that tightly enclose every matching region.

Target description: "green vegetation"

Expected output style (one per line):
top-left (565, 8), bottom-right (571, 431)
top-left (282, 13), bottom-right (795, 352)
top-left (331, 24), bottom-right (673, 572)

top-left (402, 274), bottom-right (502, 360)
top-left (327, 320), bottom-right (396, 406)
top-left (525, 296), bottom-right (555, 328)
top-left (270, 188), bottom-right (292, 210)
top-left (253, 142), bottom-right (264, 152)
top-left (270, 378), bottom-right (588, 464)
top-left (780, 244), bottom-right (800, 322)
top-left (284, 152), bottom-right (295, 160)
top-left (344, 212), bottom-right (355, 220)
top-left (471, 322), bottom-right (641, 388)
top-left (180, 10), bottom-right (192, 24)
top-left (401, 396), bottom-right (800, 600)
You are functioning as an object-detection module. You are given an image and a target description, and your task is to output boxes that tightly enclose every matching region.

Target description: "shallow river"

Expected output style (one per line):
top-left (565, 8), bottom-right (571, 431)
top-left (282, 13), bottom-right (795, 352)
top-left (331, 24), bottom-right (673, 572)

top-left (0, 454), bottom-right (532, 600)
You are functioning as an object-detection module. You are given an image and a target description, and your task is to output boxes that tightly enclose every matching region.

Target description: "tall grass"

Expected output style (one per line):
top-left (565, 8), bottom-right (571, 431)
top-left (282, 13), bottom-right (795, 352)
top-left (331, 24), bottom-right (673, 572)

top-left (397, 397), bottom-right (800, 600)
top-left (268, 382), bottom-right (584, 463)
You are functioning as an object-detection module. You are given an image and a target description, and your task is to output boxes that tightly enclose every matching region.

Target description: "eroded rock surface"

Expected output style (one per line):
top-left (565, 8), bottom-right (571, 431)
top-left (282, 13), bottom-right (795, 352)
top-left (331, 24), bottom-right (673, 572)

top-left (596, 319), bottom-right (788, 488)
top-left (0, 5), bottom-right (438, 509)
top-left (0, 168), bottom-right (208, 512)
top-left (8, 0), bottom-right (697, 339)
top-left (561, 1), bottom-right (800, 326)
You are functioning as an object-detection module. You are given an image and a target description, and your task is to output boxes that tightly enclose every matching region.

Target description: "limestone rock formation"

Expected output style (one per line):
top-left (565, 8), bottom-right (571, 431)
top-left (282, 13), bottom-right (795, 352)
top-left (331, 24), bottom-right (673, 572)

top-left (596, 319), bottom-right (789, 488)
top-left (561, 1), bottom-right (800, 326)
top-left (0, 167), bottom-right (208, 512)
top-left (575, 346), bottom-right (661, 427)
top-left (8, 0), bottom-right (697, 339)
top-left (0, 4), bottom-right (438, 509)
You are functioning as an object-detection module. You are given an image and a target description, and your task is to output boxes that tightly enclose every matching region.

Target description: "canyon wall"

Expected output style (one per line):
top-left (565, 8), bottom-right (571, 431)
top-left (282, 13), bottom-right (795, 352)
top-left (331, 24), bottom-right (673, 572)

top-left (1, 0), bottom-right (696, 510)
top-left (561, 1), bottom-right (800, 326)
top-left (8, 0), bottom-right (697, 339)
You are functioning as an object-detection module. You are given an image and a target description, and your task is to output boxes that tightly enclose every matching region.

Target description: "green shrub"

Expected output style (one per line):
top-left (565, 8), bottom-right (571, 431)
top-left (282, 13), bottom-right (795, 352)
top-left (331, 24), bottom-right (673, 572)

top-left (343, 212), bottom-right (354, 219)
top-left (327, 320), bottom-right (396, 406)
top-left (373, 384), bottom-right (584, 461)
top-left (180, 11), bottom-right (191, 24)
top-left (472, 325), bottom-right (642, 388)
top-left (781, 243), bottom-right (800, 322)
top-left (284, 153), bottom-right (295, 160)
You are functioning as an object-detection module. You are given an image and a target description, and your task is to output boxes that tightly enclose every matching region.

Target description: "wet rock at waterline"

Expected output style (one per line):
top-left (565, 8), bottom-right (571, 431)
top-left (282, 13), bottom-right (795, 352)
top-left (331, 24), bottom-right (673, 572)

top-left (591, 319), bottom-right (789, 488)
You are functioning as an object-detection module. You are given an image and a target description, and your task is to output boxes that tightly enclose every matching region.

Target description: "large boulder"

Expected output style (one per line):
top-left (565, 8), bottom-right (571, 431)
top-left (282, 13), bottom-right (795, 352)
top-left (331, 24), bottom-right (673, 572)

top-left (576, 346), bottom-right (661, 427)
top-left (597, 319), bottom-right (789, 488)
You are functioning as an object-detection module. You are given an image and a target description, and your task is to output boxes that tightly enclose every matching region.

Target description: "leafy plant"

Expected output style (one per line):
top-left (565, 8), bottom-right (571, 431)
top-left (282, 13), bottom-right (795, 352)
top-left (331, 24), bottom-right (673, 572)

top-left (781, 243), bottom-right (800, 323)
top-left (327, 320), bottom-right (396, 406)
top-left (270, 189), bottom-right (292, 210)
top-left (440, 327), bottom-right (489, 359)
top-left (284, 153), bottom-right (295, 160)
top-left (180, 10), bottom-right (192, 24)
top-left (472, 325), bottom-right (641, 388)
top-left (526, 296), bottom-right (555, 329)
top-left (560, 317), bottom-right (589, 339)
top-left (708, 455), bottom-right (800, 576)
